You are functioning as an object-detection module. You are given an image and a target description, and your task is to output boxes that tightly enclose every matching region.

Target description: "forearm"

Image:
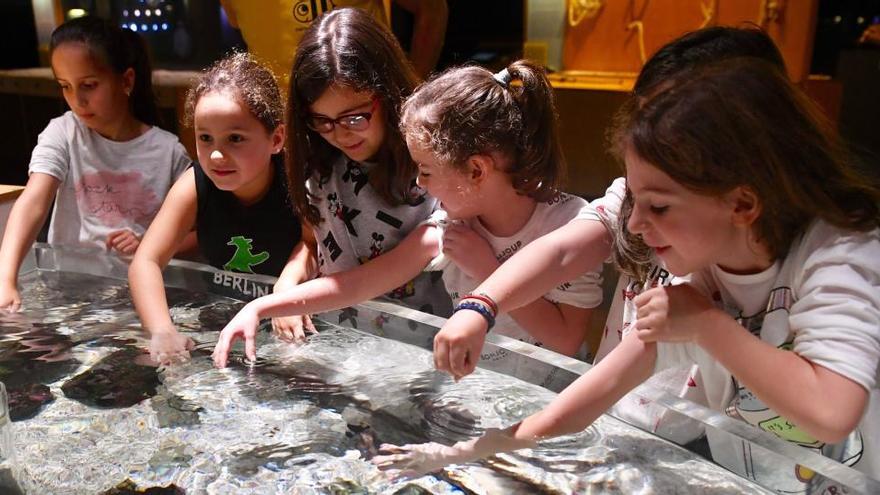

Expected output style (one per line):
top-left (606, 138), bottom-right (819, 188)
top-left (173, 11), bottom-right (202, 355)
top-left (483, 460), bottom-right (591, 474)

top-left (0, 191), bottom-right (53, 284)
top-left (697, 311), bottom-right (867, 443)
top-left (508, 300), bottom-right (587, 355)
top-left (478, 221), bottom-right (611, 313)
top-left (515, 335), bottom-right (655, 440)
top-left (129, 258), bottom-right (175, 333)
top-left (274, 240), bottom-right (317, 292)
top-left (254, 254), bottom-right (424, 319)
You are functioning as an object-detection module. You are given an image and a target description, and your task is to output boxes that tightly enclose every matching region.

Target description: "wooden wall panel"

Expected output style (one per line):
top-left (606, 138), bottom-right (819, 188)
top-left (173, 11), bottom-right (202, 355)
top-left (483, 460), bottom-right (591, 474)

top-left (562, 1), bottom-right (818, 82)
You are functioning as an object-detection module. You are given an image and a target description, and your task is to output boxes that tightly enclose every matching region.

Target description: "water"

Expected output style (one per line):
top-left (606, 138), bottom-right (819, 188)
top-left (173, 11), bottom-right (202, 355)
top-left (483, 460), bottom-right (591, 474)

top-left (0, 269), bottom-right (770, 494)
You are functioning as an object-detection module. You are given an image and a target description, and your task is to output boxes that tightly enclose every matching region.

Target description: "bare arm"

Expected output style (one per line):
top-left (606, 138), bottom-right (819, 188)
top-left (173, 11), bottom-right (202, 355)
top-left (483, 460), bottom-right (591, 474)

top-left (0, 173), bottom-right (60, 308)
top-left (392, 0), bottom-right (448, 78)
top-left (252, 223), bottom-right (439, 319)
top-left (213, 223), bottom-right (441, 366)
top-left (697, 311), bottom-right (868, 444)
top-left (374, 333), bottom-right (656, 476)
top-left (485, 219), bottom-right (611, 313)
top-left (274, 224), bottom-right (317, 292)
top-left (270, 224), bottom-right (318, 341)
top-left (128, 168), bottom-right (198, 334)
top-left (515, 333), bottom-right (655, 438)
top-left (434, 220), bottom-right (611, 377)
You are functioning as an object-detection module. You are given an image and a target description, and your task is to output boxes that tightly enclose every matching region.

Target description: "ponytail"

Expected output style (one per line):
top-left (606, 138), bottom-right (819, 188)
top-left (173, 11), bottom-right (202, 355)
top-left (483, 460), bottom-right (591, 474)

top-left (400, 59), bottom-right (565, 201)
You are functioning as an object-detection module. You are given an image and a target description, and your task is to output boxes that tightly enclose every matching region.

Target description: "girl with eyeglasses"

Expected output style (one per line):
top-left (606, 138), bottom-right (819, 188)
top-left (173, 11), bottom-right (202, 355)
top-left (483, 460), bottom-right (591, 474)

top-left (213, 59), bottom-right (604, 393)
top-left (129, 52), bottom-right (305, 365)
top-left (275, 8), bottom-right (453, 341)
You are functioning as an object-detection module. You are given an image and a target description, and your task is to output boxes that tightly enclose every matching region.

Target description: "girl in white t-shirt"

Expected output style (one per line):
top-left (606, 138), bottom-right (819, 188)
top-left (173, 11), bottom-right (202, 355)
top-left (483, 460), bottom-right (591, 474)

top-left (212, 59), bottom-right (604, 381)
top-left (372, 59), bottom-right (880, 490)
top-left (0, 16), bottom-right (190, 311)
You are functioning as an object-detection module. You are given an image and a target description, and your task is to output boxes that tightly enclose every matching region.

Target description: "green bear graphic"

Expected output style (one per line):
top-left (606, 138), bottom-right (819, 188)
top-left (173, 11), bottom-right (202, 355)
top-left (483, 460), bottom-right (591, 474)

top-left (224, 236), bottom-right (269, 273)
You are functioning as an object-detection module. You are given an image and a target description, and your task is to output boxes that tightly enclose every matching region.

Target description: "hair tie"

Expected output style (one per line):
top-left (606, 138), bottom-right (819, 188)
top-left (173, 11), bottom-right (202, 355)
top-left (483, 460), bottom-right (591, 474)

top-left (493, 68), bottom-right (512, 88)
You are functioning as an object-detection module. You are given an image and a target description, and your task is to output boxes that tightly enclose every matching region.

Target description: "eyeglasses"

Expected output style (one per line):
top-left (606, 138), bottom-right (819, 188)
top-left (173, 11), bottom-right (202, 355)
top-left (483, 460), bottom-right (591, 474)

top-left (306, 99), bottom-right (379, 134)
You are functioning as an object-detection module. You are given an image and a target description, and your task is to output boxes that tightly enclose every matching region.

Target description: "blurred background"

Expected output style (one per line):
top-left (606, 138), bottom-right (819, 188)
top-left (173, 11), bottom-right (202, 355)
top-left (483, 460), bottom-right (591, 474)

top-left (0, 0), bottom-right (878, 199)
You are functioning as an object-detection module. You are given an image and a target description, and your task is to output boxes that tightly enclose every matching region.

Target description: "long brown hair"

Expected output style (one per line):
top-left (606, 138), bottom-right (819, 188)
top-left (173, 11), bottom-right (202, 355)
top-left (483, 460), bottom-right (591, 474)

top-left (611, 59), bottom-right (880, 279)
top-left (400, 59), bottom-right (565, 201)
top-left (286, 8), bottom-right (420, 225)
top-left (50, 16), bottom-right (159, 126)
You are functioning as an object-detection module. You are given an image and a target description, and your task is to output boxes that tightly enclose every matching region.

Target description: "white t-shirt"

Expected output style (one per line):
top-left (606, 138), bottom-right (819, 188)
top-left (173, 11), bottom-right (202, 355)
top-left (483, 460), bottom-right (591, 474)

top-left (586, 177), bottom-right (707, 444)
top-left (425, 193), bottom-right (604, 388)
top-left (28, 111), bottom-right (190, 248)
top-left (654, 220), bottom-right (880, 490)
top-left (306, 153), bottom-right (452, 317)
top-left (591, 177), bottom-right (880, 487)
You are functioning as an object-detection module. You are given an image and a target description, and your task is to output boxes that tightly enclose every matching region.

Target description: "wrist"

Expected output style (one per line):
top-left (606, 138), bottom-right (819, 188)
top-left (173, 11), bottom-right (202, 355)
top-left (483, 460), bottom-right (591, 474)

top-left (454, 300), bottom-right (495, 332)
top-left (148, 323), bottom-right (178, 336)
top-left (694, 308), bottom-right (731, 347)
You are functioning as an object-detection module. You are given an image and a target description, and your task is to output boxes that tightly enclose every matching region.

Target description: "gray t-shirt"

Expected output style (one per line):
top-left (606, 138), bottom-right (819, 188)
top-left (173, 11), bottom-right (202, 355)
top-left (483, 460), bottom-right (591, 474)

top-left (306, 153), bottom-right (452, 317)
top-left (28, 111), bottom-right (190, 247)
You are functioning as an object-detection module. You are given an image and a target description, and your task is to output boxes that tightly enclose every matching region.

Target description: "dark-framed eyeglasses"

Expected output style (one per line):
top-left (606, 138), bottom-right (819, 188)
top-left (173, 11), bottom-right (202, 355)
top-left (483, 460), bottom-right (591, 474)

top-left (306, 99), bottom-right (379, 134)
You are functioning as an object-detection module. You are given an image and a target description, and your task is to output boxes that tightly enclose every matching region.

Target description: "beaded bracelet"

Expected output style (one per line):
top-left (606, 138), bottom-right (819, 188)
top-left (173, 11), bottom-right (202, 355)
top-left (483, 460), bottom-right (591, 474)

top-left (453, 300), bottom-right (496, 332)
top-left (461, 292), bottom-right (499, 316)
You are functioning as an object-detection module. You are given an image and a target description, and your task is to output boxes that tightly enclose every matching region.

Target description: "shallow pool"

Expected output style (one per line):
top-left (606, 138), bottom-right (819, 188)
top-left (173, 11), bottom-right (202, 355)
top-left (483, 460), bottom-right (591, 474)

top-left (0, 246), bottom-right (814, 493)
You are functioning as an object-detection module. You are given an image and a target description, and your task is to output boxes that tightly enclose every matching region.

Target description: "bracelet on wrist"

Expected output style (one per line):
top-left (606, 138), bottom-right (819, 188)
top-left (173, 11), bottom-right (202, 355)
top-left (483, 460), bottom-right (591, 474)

top-left (453, 300), bottom-right (495, 332)
top-left (461, 292), bottom-right (498, 316)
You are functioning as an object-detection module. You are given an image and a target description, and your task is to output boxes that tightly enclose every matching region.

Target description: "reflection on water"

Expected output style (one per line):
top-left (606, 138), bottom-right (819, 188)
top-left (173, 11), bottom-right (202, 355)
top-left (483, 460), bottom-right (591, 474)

top-left (0, 271), bottom-right (770, 494)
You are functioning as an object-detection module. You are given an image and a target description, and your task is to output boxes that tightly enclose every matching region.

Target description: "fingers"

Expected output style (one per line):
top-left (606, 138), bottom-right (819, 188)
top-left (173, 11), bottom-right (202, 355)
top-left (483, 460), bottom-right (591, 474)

top-left (448, 341), bottom-right (472, 379)
top-left (433, 336), bottom-right (449, 374)
top-left (1, 300), bottom-right (21, 313)
top-left (152, 349), bottom-right (191, 366)
top-left (106, 230), bottom-right (140, 254)
top-left (245, 333), bottom-right (256, 362)
top-left (212, 330), bottom-right (236, 368)
top-left (303, 314), bottom-right (316, 333)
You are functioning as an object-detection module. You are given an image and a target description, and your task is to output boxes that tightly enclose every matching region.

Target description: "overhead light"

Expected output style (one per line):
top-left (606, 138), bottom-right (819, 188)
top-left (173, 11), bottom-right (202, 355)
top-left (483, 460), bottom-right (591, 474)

top-left (68, 8), bottom-right (87, 19)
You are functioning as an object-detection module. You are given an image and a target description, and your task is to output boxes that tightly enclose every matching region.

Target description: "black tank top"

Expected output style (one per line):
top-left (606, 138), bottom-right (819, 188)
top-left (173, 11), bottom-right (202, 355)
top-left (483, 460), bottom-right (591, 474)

top-left (194, 160), bottom-right (302, 276)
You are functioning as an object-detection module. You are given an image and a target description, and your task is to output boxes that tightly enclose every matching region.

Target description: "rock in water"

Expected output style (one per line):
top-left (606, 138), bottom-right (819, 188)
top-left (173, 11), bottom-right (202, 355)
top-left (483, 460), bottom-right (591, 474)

top-left (61, 347), bottom-right (159, 408)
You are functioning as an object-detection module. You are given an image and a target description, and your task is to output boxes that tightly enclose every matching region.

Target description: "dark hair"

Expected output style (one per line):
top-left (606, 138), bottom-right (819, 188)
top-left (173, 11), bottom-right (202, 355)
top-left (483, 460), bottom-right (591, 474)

top-left (184, 51), bottom-right (283, 133)
top-left (634, 24), bottom-right (786, 98)
top-left (612, 59), bottom-right (880, 278)
top-left (286, 8), bottom-right (420, 225)
top-left (400, 59), bottom-right (565, 202)
top-left (50, 16), bottom-right (159, 126)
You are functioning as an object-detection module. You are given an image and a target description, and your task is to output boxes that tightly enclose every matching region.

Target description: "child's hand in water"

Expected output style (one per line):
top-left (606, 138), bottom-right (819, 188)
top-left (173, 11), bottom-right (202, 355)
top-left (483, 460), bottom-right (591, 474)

top-left (633, 283), bottom-right (723, 344)
top-left (213, 302), bottom-right (261, 367)
top-left (271, 314), bottom-right (316, 342)
top-left (441, 224), bottom-right (499, 281)
top-left (149, 327), bottom-right (195, 365)
top-left (106, 229), bottom-right (141, 255)
top-left (433, 309), bottom-right (488, 380)
top-left (0, 282), bottom-right (21, 312)
top-left (372, 428), bottom-right (533, 479)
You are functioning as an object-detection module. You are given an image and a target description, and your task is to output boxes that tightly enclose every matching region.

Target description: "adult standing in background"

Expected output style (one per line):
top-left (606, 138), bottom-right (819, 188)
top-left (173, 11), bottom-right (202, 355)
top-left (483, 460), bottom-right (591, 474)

top-left (220, 0), bottom-right (448, 88)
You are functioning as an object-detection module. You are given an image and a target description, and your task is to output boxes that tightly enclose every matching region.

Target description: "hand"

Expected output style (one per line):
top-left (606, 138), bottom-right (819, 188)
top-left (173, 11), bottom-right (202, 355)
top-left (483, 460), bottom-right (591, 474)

top-left (860, 23), bottom-right (880, 46)
top-left (149, 327), bottom-right (195, 365)
top-left (106, 229), bottom-right (141, 255)
top-left (441, 224), bottom-right (499, 281)
top-left (212, 302), bottom-right (261, 367)
top-left (271, 314), bottom-right (316, 342)
top-left (433, 308), bottom-right (488, 380)
top-left (372, 428), bottom-right (533, 479)
top-left (0, 282), bottom-right (21, 312)
top-left (632, 284), bottom-right (723, 344)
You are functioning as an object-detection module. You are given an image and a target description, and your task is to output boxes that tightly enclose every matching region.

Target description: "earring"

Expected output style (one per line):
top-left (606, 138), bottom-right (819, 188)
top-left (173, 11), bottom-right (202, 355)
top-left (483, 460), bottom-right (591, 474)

top-left (124, 89), bottom-right (131, 96)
